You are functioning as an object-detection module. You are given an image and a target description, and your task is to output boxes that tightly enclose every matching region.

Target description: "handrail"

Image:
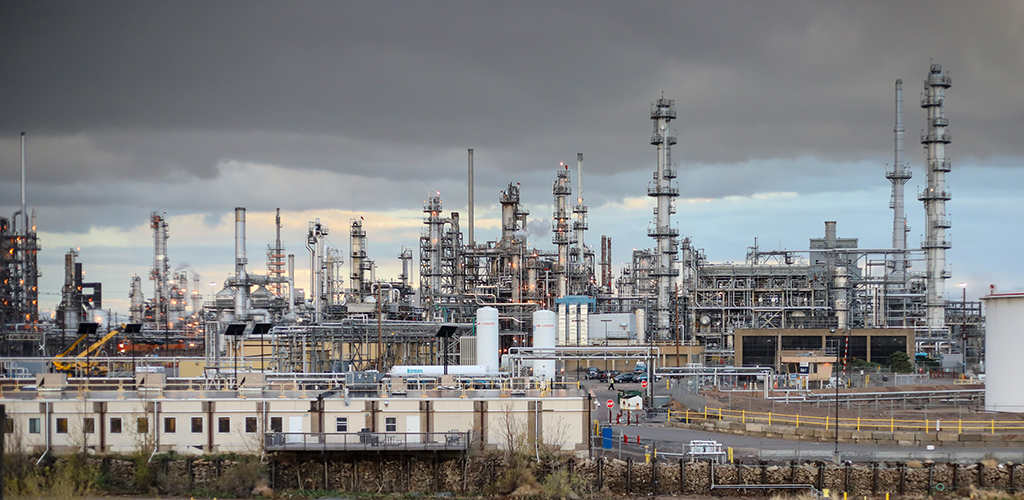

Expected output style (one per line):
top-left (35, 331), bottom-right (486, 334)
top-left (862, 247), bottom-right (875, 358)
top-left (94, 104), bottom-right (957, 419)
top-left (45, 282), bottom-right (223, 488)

top-left (265, 431), bottom-right (471, 452)
top-left (668, 406), bottom-right (1024, 434)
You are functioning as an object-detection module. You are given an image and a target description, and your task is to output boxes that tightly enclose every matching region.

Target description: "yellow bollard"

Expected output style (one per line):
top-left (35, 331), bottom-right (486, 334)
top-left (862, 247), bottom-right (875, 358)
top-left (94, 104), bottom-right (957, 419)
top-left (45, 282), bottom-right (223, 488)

top-left (857, 417), bottom-right (860, 432)
top-left (992, 420), bottom-right (995, 434)
top-left (826, 415), bottom-right (829, 431)
top-left (727, 447), bottom-right (733, 463)
top-left (796, 413), bottom-right (800, 428)
top-left (742, 410), bottom-right (745, 424)
top-left (925, 418), bottom-right (928, 433)
top-left (844, 492), bottom-right (847, 500)
top-left (823, 489), bottom-right (830, 498)
top-left (768, 412), bottom-right (772, 426)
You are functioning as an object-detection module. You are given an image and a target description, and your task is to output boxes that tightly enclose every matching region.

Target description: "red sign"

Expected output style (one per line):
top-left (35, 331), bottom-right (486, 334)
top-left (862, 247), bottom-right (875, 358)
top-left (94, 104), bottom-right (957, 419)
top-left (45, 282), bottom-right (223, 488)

top-left (607, 399), bottom-right (614, 408)
top-left (641, 380), bottom-right (648, 388)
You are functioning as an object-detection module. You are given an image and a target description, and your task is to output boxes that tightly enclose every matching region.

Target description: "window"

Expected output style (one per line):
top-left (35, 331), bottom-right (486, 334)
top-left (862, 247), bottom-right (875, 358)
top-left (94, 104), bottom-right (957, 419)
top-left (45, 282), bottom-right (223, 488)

top-left (83, 418), bottom-right (95, 434)
top-left (29, 418), bottom-right (40, 434)
top-left (164, 417), bottom-right (176, 433)
top-left (218, 417), bottom-right (230, 433)
top-left (335, 417), bottom-right (348, 432)
top-left (270, 417), bottom-right (282, 433)
top-left (191, 417), bottom-right (203, 433)
top-left (245, 417), bottom-right (257, 433)
top-left (137, 417), bottom-right (149, 434)
top-left (56, 418), bottom-right (68, 434)
top-left (385, 417), bottom-right (397, 432)
top-left (109, 418), bottom-right (122, 434)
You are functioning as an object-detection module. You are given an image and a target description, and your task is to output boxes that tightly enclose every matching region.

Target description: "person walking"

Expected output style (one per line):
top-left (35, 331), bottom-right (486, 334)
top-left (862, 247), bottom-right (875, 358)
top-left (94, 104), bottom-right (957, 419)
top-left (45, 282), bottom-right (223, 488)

top-left (608, 377), bottom-right (615, 391)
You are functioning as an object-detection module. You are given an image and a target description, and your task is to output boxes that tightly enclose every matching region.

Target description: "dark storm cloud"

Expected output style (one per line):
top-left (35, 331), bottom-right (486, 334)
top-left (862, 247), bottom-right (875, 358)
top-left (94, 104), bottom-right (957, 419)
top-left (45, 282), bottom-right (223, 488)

top-left (2, 0), bottom-right (1023, 192)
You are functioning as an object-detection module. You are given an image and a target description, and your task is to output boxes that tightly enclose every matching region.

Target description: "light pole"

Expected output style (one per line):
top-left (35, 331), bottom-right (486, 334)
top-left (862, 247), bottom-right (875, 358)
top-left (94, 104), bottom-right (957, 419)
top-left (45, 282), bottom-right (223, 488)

top-left (831, 327), bottom-right (839, 457)
top-left (960, 282), bottom-right (967, 376)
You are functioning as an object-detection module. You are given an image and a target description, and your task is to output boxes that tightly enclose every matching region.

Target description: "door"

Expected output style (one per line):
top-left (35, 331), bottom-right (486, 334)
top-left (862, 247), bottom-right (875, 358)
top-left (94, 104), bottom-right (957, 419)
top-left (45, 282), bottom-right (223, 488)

top-left (287, 416), bottom-right (303, 443)
top-left (406, 415), bottom-right (420, 443)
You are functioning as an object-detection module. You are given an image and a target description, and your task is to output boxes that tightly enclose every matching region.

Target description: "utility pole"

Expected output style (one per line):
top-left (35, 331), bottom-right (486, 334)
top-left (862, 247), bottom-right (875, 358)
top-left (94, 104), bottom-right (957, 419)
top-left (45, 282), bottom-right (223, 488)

top-left (960, 282), bottom-right (967, 376)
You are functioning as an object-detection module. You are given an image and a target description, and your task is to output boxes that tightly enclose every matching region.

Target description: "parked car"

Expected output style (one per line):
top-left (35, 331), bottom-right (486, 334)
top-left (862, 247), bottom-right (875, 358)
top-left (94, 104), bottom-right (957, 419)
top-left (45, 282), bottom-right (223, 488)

top-left (584, 367), bottom-right (604, 380)
top-left (604, 370), bottom-right (620, 380)
top-left (614, 372), bottom-right (636, 384)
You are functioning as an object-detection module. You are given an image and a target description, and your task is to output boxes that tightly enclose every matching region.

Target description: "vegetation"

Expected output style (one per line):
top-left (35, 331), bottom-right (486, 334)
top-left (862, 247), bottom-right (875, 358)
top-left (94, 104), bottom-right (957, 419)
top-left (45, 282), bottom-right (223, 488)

top-left (888, 351), bottom-right (914, 373)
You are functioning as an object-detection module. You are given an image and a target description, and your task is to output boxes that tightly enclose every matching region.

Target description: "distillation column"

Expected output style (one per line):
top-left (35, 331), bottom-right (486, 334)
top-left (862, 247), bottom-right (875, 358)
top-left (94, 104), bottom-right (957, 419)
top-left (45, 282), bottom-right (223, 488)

top-left (648, 98), bottom-right (680, 340)
top-left (150, 213), bottom-right (170, 327)
top-left (887, 79), bottom-right (912, 277)
top-left (552, 164), bottom-right (574, 298)
top-left (129, 275), bottom-right (144, 323)
top-left (267, 208), bottom-right (286, 296)
top-left (306, 219), bottom-right (328, 323)
top-left (572, 153), bottom-right (588, 294)
top-left (919, 64), bottom-right (952, 332)
top-left (350, 219), bottom-right (367, 300)
top-left (422, 193), bottom-right (444, 296)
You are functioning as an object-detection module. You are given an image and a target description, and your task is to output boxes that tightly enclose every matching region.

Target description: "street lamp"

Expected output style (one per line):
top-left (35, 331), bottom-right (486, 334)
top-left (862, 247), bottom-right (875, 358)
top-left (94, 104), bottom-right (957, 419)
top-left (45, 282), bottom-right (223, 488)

top-left (960, 282), bottom-right (967, 376)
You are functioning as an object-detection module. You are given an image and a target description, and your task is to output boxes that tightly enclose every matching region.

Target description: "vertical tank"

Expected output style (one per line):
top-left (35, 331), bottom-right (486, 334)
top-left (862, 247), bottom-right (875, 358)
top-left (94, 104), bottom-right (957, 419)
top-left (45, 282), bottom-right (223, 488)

top-left (475, 307), bottom-right (500, 373)
top-left (532, 310), bottom-right (557, 380)
top-left (981, 291), bottom-right (1024, 412)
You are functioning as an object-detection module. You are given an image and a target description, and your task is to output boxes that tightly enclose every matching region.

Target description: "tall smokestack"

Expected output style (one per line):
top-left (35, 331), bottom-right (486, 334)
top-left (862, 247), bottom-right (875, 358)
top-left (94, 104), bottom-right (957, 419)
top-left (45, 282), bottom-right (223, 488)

top-left (468, 149), bottom-right (474, 247)
top-left (234, 207), bottom-right (248, 320)
top-left (887, 79), bottom-right (911, 276)
top-left (20, 132), bottom-right (26, 235)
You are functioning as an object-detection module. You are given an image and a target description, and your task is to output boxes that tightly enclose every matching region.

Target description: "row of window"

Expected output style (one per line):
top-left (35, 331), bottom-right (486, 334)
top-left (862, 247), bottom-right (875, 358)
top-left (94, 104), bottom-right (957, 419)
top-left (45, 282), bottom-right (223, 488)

top-left (23, 416), bottom-right (397, 434)
top-left (29, 416), bottom-right (279, 435)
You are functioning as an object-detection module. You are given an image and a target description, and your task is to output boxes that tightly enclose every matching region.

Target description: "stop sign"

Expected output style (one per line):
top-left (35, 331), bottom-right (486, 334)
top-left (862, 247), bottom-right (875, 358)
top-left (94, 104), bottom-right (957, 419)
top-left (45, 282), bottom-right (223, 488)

top-left (607, 399), bottom-right (614, 408)
top-left (641, 380), bottom-right (648, 388)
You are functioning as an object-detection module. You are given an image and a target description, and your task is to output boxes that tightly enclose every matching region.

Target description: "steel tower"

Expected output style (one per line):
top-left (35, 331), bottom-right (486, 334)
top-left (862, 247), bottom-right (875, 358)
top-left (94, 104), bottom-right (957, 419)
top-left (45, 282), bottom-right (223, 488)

top-left (648, 98), bottom-right (679, 340)
top-left (919, 64), bottom-right (952, 332)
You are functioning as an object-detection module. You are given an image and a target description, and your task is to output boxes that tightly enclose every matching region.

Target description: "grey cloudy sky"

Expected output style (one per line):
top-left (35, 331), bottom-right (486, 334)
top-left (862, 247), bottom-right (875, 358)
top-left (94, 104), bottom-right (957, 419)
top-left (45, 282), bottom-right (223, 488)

top-left (1, 1), bottom-right (1022, 315)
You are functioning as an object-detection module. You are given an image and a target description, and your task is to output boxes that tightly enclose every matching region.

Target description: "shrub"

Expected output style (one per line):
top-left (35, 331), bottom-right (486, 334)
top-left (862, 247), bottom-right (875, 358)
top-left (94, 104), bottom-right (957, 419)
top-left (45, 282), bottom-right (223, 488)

top-left (214, 460), bottom-right (266, 497)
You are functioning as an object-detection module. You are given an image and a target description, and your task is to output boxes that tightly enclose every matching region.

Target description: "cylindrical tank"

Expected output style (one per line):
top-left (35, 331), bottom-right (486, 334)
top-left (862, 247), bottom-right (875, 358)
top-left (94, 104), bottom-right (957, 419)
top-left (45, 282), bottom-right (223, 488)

top-left (476, 307), bottom-right (500, 373)
top-left (981, 292), bottom-right (1024, 412)
top-left (532, 310), bottom-right (557, 380)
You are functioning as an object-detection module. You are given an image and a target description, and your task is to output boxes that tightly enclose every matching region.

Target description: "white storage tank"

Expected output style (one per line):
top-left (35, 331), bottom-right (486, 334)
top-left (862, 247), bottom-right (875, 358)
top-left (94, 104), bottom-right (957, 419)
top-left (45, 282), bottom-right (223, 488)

top-left (981, 291), bottom-right (1024, 412)
top-left (533, 310), bottom-right (557, 380)
top-left (476, 307), bottom-right (500, 373)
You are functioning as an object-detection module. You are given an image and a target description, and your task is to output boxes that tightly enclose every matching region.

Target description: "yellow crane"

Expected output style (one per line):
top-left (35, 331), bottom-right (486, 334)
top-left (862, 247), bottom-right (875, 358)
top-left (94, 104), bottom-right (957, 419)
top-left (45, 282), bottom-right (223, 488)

top-left (52, 324), bottom-right (126, 372)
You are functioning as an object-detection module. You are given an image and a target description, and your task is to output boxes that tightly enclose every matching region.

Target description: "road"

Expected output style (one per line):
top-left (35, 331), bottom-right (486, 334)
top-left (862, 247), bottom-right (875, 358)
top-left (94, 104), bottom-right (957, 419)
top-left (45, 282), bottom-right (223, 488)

top-left (580, 379), bottom-right (1024, 462)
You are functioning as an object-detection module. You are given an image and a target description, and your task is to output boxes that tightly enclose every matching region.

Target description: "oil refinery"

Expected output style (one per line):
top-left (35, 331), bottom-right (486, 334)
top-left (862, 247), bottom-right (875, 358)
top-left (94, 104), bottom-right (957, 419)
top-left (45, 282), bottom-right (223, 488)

top-left (0, 63), bottom-right (985, 377)
top-left (0, 64), bottom-right (996, 459)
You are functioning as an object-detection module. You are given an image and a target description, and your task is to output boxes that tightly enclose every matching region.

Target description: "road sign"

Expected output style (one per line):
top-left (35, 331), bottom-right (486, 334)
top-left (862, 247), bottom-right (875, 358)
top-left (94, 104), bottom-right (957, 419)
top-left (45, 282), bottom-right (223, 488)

top-left (607, 399), bottom-right (614, 408)
top-left (641, 380), bottom-right (648, 388)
